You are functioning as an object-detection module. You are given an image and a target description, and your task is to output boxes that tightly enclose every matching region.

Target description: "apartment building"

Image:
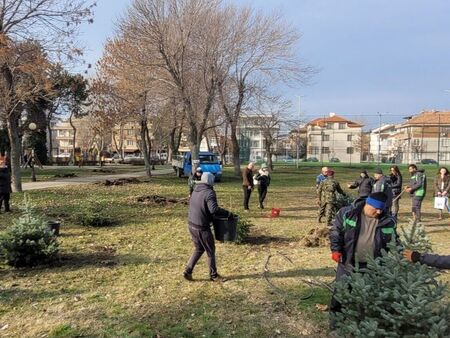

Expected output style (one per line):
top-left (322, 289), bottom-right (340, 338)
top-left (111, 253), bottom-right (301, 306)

top-left (386, 110), bottom-right (450, 164)
top-left (369, 124), bottom-right (398, 162)
top-left (306, 113), bottom-right (363, 163)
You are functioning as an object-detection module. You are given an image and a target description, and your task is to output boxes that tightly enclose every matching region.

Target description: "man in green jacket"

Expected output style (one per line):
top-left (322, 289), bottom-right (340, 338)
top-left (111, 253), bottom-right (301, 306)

top-left (405, 164), bottom-right (427, 222)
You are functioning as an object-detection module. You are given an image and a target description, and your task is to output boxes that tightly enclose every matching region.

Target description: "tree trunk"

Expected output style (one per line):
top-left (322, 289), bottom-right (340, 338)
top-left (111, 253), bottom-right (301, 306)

top-left (69, 112), bottom-right (77, 165)
top-left (191, 141), bottom-right (200, 174)
top-left (47, 120), bottom-right (53, 162)
top-left (6, 114), bottom-right (22, 192)
top-left (140, 118), bottom-right (152, 178)
top-left (266, 143), bottom-right (273, 171)
top-left (230, 122), bottom-right (241, 176)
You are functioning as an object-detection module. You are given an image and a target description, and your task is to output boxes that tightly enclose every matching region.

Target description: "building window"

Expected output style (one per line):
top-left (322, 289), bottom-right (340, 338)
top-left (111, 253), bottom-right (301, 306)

top-left (347, 147), bottom-right (354, 154)
top-left (127, 140), bottom-right (134, 146)
top-left (322, 134), bottom-right (330, 141)
top-left (439, 152), bottom-right (450, 161)
top-left (326, 122), bottom-right (333, 130)
top-left (339, 123), bottom-right (346, 129)
top-left (347, 134), bottom-right (353, 142)
top-left (311, 146), bottom-right (319, 155)
top-left (251, 140), bottom-right (259, 148)
top-left (441, 138), bottom-right (449, 147)
top-left (412, 138), bottom-right (421, 146)
top-left (322, 147), bottom-right (330, 154)
top-left (308, 135), bottom-right (312, 142)
top-left (127, 129), bottom-right (133, 136)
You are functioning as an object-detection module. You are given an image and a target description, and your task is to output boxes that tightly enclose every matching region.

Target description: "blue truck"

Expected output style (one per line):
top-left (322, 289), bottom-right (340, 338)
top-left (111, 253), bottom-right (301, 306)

top-left (172, 151), bottom-right (222, 181)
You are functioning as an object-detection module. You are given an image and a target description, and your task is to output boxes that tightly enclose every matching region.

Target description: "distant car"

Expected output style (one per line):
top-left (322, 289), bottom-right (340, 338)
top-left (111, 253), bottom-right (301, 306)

top-left (306, 157), bottom-right (319, 162)
top-left (104, 154), bottom-right (120, 163)
top-left (55, 153), bottom-right (71, 158)
top-left (330, 157), bottom-right (340, 163)
top-left (421, 159), bottom-right (437, 164)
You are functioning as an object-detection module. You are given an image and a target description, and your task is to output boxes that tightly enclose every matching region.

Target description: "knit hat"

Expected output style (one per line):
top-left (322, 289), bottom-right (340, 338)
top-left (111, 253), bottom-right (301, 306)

top-left (195, 167), bottom-right (203, 173)
top-left (366, 192), bottom-right (387, 210)
top-left (261, 163), bottom-right (268, 169)
top-left (374, 168), bottom-right (383, 175)
top-left (200, 172), bottom-right (215, 186)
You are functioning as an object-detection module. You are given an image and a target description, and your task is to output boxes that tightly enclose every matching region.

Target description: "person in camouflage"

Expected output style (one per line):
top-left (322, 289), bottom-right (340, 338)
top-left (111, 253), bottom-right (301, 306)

top-left (318, 170), bottom-right (346, 226)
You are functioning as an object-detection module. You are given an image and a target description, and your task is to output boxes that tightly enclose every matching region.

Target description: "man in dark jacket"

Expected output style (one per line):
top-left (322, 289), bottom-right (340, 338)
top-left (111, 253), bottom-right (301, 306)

top-left (184, 172), bottom-right (230, 282)
top-left (403, 250), bottom-right (450, 269)
top-left (372, 168), bottom-right (393, 212)
top-left (188, 167), bottom-right (203, 197)
top-left (0, 166), bottom-right (12, 212)
top-left (347, 169), bottom-right (373, 198)
top-left (242, 162), bottom-right (254, 210)
top-left (329, 192), bottom-right (397, 328)
top-left (405, 164), bottom-right (427, 222)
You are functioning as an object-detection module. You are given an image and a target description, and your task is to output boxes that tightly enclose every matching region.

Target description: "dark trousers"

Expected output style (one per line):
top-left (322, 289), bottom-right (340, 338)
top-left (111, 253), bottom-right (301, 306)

top-left (412, 198), bottom-right (423, 221)
top-left (258, 185), bottom-right (268, 208)
top-left (0, 193), bottom-right (10, 212)
top-left (243, 186), bottom-right (252, 209)
top-left (185, 225), bottom-right (217, 278)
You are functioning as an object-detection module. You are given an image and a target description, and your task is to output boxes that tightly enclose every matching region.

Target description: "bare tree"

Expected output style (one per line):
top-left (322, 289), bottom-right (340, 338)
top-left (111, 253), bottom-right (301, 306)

top-left (253, 96), bottom-right (291, 171)
top-left (0, 0), bottom-right (94, 191)
top-left (216, 5), bottom-right (312, 176)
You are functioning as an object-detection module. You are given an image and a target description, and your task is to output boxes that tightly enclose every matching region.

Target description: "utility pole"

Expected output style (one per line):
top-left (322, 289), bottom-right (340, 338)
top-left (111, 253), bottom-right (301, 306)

top-left (296, 96), bottom-right (301, 169)
top-left (437, 113), bottom-right (441, 166)
top-left (377, 112), bottom-right (381, 165)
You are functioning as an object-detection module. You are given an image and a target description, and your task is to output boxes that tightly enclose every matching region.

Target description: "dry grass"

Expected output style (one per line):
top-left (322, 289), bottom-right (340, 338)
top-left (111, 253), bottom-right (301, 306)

top-left (0, 164), bottom-right (448, 337)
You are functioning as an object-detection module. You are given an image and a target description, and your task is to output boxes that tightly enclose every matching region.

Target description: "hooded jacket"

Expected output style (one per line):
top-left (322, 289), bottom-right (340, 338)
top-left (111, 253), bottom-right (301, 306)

top-left (330, 201), bottom-right (398, 267)
top-left (348, 172), bottom-right (373, 197)
top-left (188, 179), bottom-right (228, 228)
top-left (409, 169), bottom-right (427, 199)
top-left (0, 168), bottom-right (12, 194)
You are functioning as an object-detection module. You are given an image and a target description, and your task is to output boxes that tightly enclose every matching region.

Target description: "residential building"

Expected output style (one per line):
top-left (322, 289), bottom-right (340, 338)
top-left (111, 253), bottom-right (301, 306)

top-left (237, 115), bottom-right (280, 162)
top-left (386, 110), bottom-right (450, 164)
top-left (306, 113), bottom-right (363, 163)
top-left (369, 124), bottom-right (398, 163)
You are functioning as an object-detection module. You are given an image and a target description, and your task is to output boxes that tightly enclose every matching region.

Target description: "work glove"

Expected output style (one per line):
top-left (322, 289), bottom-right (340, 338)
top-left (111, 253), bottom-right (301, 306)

top-left (331, 252), bottom-right (342, 263)
top-left (403, 249), bottom-right (421, 263)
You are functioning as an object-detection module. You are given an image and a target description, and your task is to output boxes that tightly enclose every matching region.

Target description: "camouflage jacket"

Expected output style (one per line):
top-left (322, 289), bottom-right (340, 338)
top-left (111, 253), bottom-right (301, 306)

top-left (318, 177), bottom-right (345, 204)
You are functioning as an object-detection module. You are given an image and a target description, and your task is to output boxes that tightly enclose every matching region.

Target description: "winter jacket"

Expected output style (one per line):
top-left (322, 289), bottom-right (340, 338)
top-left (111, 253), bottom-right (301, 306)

top-left (389, 174), bottom-right (403, 197)
top-left (434, 175), bottom-right (450, 196)
top-left (330, 201), bottom-right (398, 267)
top-left (373, 175), bottom-right (393, 210)
top-left (188, 183), bottom-right (229, 228)
top-left (318, 177), bottom-right (345, 204)
top-left (409, 169), bottom-right (427, 200)
top-left (0, 168), bottom-right (12, 194)
top-left (419, 253), bottom-right (450, 270)
top-left (255, 171), bottom-right (271, 187)
top-left (242, 167), bottom-right (254, 188)
top-left (348, 176), bottom-right (373, 198)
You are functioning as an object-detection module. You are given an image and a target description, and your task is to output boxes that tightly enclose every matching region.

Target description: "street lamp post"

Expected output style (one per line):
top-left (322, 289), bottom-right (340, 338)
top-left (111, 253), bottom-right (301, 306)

top-left (28, 122), bottom-right (37, 182)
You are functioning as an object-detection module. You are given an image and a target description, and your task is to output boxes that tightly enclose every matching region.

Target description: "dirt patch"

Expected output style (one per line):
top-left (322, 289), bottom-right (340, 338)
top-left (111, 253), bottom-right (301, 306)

top-left (100, 178), bottom-right (141, 186)
top-left (92, 168), bottom-right (116, 173)
top-left (136, 194), bottom-right (189, 206)
top-left (54, 173), bottom-right (77, 178)
top-left (301, 226), bottom-right (330, 247)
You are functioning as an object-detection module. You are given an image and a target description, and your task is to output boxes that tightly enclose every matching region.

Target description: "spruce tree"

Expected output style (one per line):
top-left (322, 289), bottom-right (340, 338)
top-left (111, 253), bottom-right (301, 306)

top-left (0, 195), bottom-right (58, 267)
top-left (334, 242), bottom-right (450, 338)
top-left (401, 219), bottom-right (432, 253)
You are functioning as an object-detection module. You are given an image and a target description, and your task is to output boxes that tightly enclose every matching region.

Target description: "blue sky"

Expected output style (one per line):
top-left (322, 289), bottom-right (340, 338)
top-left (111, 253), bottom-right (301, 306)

top-left (80, 0), bottom-right (450, 130)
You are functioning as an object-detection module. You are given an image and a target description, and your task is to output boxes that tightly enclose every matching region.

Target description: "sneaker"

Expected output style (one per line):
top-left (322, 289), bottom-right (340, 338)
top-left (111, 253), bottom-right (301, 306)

top-left (183, 272), bottom-right (193, 281)
top-left (210, 274), bottom-right (227, 282)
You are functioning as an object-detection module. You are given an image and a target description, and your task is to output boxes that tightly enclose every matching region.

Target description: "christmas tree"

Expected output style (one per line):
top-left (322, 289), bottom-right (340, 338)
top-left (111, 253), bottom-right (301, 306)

top-left (334, 242), bottom-right (450, 337)
top-left (0, 195), bottom-right (58, 267)
top-left (400, 219), bottom-right (432, 253)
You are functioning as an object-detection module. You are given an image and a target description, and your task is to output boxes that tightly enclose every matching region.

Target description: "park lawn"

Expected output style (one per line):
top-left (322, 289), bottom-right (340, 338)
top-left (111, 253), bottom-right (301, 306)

top-left (0, 164), bottom-right (449, 337)
top-left (20, 164), bottom-right (172, 183)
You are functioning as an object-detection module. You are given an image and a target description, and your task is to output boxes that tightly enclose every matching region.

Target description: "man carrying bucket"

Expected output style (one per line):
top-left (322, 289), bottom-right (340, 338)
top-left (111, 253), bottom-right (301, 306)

top-left (184, 172), bottom-right (230, 282)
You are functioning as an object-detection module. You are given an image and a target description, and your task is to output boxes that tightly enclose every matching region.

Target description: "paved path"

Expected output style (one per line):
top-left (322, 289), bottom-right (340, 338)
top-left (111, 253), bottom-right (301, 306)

top-left (22, 168), bottom-right (174, 191)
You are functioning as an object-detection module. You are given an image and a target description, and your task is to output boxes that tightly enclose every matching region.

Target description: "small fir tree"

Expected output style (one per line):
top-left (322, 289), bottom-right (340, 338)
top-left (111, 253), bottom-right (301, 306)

top-left (401, 219), bottom-right (433, 253)
top-left (0, 196), bottom-right (58, 267)
top-left (334, 242), bottom-right (450, 338)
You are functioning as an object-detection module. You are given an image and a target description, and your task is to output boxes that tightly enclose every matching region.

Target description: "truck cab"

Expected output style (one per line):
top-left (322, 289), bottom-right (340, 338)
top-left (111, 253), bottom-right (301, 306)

top-left (174, 151), bottom-right (222, 181)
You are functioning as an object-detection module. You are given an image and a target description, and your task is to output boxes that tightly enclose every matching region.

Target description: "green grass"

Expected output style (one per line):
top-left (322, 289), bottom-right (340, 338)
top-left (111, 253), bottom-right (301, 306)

top-left (0, 164), bottom-right (448, 337)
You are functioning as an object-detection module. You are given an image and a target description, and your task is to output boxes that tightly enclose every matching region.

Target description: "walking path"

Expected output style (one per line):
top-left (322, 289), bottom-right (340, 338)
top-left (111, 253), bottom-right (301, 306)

top-left (22, 168), bottom-right (174, 191)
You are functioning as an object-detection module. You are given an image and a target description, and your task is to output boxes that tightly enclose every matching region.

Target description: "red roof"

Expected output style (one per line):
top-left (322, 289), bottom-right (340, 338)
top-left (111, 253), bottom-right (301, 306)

top-left (307, 114), bottom-right (363, 128)
top-left (404, 110), bottom-right (450, 125)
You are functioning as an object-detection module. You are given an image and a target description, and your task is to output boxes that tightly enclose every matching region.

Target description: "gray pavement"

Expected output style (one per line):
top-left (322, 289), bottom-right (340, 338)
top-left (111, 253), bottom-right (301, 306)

top-left (21, 168), bottom-right (175, 191)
